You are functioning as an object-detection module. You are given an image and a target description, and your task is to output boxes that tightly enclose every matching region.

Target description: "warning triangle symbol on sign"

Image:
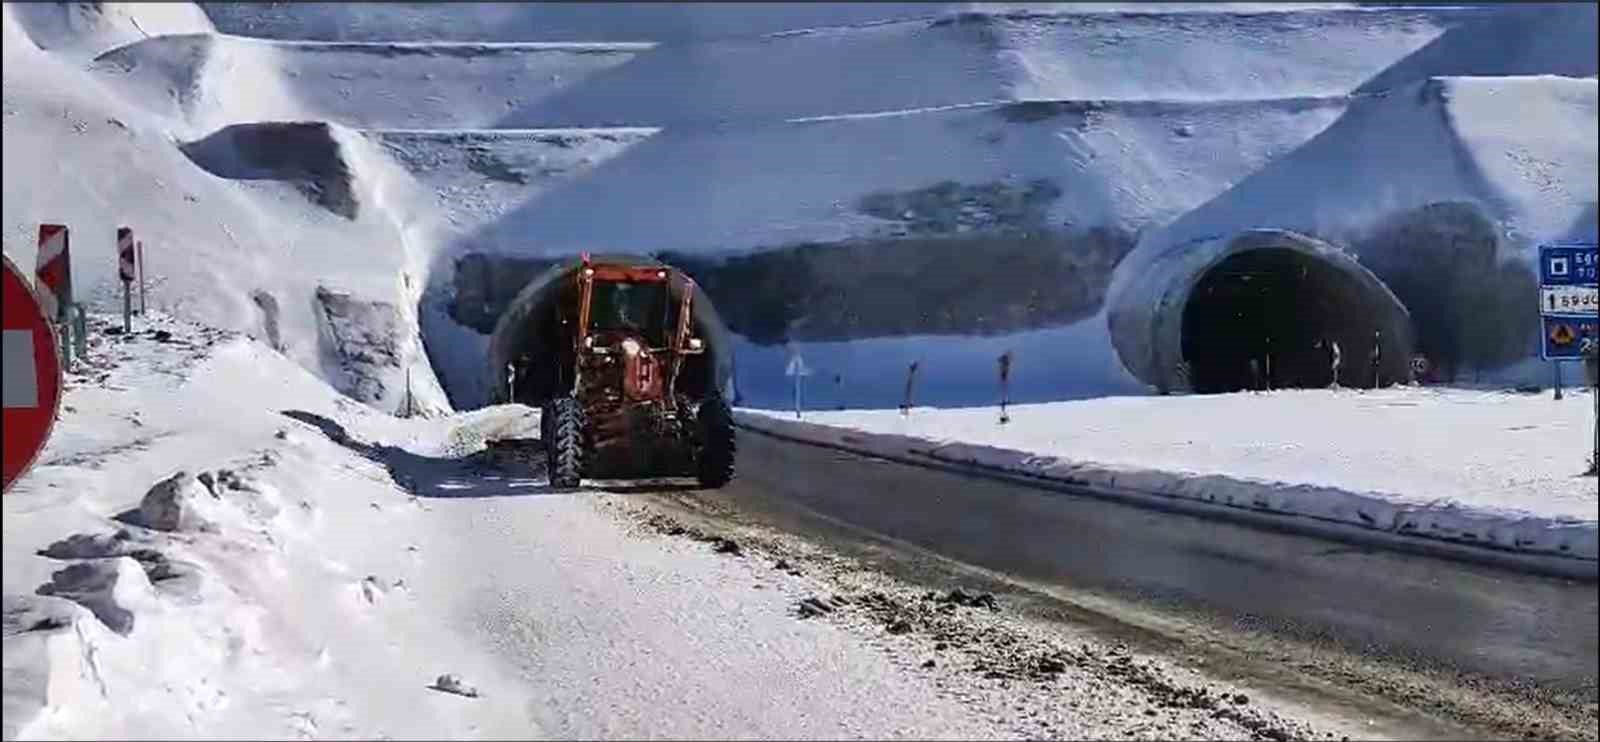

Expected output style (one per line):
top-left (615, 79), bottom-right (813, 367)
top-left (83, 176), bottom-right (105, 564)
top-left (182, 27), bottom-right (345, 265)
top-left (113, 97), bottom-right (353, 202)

top-left (1550, 323), bottom-right (1576, 345)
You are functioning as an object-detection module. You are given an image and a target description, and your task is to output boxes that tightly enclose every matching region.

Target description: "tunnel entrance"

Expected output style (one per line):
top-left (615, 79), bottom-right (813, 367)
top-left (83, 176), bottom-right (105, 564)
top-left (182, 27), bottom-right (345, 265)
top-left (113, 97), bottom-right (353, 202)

top-left (1181, 247), bottom-right (1410, 393)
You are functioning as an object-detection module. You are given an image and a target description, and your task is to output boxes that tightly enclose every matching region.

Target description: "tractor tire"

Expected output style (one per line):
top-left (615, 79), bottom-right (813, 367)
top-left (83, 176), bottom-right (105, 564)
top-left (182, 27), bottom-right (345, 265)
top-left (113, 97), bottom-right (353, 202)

top-left (546, 396), bottom-right (586, 488)
top-left (695, 395), bottom-right (736, 489)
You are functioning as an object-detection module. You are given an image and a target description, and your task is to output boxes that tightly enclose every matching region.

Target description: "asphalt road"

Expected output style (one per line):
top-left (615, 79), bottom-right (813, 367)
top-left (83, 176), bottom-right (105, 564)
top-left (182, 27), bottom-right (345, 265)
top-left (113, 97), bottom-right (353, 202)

top-left (692, 428), bottom-right (1598, 699)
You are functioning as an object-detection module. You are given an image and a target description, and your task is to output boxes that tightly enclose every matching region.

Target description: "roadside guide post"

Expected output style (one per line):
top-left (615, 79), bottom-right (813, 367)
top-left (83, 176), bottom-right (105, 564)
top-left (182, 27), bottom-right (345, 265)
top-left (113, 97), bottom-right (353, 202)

top-left (901, 360), bottom-right (920, 416)
top-left (117, 227), bottom-right (136, 334)
top-left (3, 254), bottom-right (64, 493)
top-left (998, 351), bottom-right (1013, 425)
top-left (1536, 242), bottom-right (1598, 471)
top-left (785, 353), bottom-right (811, 420)
top-left (137, 240), bottom-right (148, 315)
top-left (34, 224), bottom-right (73, 370)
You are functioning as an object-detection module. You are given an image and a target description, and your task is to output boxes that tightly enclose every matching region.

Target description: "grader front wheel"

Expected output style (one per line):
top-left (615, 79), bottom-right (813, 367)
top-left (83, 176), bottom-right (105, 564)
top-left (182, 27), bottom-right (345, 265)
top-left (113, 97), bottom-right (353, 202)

top-left (545, 396), bottom-right (587, 488)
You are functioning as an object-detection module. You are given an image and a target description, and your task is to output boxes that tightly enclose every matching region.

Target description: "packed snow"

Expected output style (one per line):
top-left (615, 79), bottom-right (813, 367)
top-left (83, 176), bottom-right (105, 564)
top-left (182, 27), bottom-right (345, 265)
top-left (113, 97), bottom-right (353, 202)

top-left (1, 315), bottom-right (1013, 740)
top-left (741, 385), bottom-right (1600, 561)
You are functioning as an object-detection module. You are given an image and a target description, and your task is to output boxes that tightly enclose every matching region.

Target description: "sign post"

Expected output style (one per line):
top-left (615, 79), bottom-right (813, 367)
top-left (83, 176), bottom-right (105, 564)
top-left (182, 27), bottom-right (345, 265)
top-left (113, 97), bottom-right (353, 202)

top-left (1538, 242), bottom-right (1598, 473)
top-left (785, 353), bottom-right (812, 419)
top-left (117, 227), bottom-right (136, 333)
top-left (1538, 241), bottom-right (1599, 368)
top-left (3, 254), bottom-right (64, 493)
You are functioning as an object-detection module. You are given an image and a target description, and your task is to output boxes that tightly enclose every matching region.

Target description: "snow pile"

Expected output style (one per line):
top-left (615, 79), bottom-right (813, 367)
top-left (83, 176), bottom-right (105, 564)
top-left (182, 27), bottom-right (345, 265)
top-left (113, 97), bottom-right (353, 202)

top-left (3, 315), bottom-right (1008, 740)
top-left (740, 386), bottom-right (1600, 562)
top-left (2, 317), bottom-right (540, 740)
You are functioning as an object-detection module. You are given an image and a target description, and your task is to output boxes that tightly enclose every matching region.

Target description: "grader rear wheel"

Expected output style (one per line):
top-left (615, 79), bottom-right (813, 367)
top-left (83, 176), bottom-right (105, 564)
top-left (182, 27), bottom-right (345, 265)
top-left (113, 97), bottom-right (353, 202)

top-left (695, 396), bottom-right (736, 489)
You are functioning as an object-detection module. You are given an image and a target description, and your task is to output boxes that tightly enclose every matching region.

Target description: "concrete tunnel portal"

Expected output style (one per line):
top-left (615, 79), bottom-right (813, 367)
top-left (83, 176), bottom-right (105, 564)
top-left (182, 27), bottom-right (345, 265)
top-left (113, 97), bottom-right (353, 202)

top-left (485, 254), bottom-right (737, 408)
top-left (1111, 230), bottom-right (1415, 394)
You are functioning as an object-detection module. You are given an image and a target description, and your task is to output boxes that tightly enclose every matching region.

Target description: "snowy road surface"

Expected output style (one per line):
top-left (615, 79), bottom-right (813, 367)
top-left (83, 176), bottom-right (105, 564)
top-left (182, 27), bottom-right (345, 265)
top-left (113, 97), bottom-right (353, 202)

top-left (709, 429), bottom-right (1599, 695)
top-left (8, 316), bottom-right (1370, 741)
top-left (409, 485), bottom-right (1006, 740)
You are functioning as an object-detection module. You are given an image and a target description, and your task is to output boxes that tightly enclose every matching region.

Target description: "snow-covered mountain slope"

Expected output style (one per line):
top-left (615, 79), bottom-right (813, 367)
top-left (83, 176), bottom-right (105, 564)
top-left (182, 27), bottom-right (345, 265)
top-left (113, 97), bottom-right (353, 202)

top-left (2, 6), bottom-right (451, 415)
top-left (5, 1), bottom-right (213, 61)
top-left (6, 0), bottom-right (1596, 413)
top-left (91, 34), bottom-right (652, 132)
top-left (196, 1), bottom-right (960, 45)
top-left (448, 97), bottom-right (1350, 260)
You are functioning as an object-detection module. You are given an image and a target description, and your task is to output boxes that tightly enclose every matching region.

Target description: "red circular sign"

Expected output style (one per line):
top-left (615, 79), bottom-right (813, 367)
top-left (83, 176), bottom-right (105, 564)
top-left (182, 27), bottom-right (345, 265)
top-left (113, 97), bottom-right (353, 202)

top-left (2, 253), bottom-right (62, 493)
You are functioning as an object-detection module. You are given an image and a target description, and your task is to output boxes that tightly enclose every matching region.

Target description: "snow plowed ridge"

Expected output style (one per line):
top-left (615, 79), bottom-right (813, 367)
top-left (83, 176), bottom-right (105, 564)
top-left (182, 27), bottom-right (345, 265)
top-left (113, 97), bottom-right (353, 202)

top-left (449, 94), bottom-right (1349, 260)
top-left (1127, 75), bottom-right (1598, 275)
top-left (91, 32), bottom-right (652, 131)
top-left (977, 5), bottom-right (1493, 102)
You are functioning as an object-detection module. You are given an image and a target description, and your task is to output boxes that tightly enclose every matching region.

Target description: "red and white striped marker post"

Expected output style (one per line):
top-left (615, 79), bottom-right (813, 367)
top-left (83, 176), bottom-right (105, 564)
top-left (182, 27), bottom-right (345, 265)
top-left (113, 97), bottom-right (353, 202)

top-left (35, 225), bottom-right (73, 368)
top-left (34, 225), bottom-right (71, 323)
top-left (117, 227), bottom-right (135, 333)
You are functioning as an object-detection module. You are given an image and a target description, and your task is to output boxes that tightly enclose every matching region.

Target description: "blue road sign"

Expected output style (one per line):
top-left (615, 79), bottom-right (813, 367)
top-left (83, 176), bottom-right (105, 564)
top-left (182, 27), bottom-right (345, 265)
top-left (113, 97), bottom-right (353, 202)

top-left (1539, 243), bottom-right (1599, 287)
top-left (1542, 315), bottom-right (1598, 361)
top-left (1538, 242), bottom-right (1598, 362)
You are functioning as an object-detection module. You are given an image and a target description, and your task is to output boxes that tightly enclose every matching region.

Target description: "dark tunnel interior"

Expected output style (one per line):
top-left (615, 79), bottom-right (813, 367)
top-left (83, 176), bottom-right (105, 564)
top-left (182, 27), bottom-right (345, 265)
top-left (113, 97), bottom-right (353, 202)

top-left (1181, 248), bottom-right (1410, 393)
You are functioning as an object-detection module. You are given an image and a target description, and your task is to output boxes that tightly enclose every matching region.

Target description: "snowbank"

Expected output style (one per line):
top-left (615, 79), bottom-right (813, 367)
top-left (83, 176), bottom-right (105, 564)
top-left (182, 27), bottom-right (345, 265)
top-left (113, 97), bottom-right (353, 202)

top-left (739, 386), bottom-right (1600, 564)
top-left (3, 23), bottom-right (451, 416)
top-left (3, 315), bottom-right (1010, 740)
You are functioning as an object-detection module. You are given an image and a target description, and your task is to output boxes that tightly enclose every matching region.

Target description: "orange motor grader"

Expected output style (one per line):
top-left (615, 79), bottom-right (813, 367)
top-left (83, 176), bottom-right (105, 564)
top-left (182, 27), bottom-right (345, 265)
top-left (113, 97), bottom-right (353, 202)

top-left (540, 255), bottom-right (735, 489)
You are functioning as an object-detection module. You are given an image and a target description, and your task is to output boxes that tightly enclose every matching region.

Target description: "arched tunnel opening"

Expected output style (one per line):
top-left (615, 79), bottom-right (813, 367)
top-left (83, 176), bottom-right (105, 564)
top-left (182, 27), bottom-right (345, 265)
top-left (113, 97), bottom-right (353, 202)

top-left (485, 254), bottom-right (736, 410)
top-left (1181, 247), bottom-right (1411, 392)
top-left (1110, 230), bottom-right (1416, 395)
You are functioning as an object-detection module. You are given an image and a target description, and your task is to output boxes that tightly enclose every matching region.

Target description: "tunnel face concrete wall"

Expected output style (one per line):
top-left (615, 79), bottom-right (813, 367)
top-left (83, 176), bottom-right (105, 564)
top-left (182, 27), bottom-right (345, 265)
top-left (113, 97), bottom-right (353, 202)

top-left (485, 254), bottom-right (736, 405)
top-left (1108, 229), bottom-right (1414, 393)
top-left (1351, 201), bottom-right (1538, 382)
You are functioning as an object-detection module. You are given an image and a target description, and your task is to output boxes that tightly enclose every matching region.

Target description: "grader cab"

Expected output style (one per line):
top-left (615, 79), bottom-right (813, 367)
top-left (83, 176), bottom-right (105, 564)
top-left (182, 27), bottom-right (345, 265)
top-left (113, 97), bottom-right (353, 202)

top-left (540, 255), bottom-right (736, 489)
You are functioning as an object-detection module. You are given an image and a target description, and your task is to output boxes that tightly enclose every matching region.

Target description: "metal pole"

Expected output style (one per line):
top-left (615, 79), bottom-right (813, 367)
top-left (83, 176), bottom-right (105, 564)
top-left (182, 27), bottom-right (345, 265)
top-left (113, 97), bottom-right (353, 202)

top-left (122, 282), bottom-right (132, 334)
top-left (901, 361), bottom-right (919, 415)
top-left (1554, 361), bottom-right (1563, 401)
top-left (137, 241), bottom-right (147, 315)
top-left (56, 317), bottom-right (72, 372)
top-left (71, 304), bottom-right (87, 362)
top-left (793, 373), bottom-right (801, 419)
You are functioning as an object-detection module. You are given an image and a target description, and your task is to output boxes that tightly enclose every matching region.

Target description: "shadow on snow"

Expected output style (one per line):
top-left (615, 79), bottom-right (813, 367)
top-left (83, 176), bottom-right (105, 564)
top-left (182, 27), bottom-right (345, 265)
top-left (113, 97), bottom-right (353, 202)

top-left (276, 409), bottom-right (704, 499)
